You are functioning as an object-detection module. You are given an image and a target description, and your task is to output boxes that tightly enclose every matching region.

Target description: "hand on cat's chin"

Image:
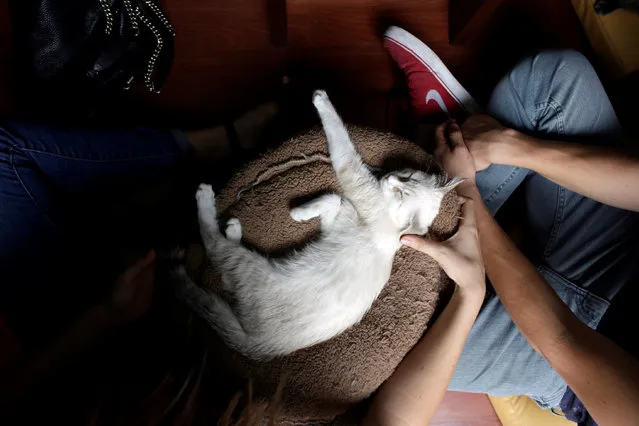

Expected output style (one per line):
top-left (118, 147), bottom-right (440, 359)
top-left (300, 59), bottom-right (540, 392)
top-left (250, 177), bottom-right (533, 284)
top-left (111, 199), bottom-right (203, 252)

top-left (401, 200), bottom-right (485, 297)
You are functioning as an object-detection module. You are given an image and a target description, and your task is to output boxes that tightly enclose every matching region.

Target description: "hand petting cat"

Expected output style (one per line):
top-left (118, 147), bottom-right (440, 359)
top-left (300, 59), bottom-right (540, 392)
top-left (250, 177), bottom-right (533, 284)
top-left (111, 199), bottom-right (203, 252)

top-left (401, 199), bottom-right (485, 296)
top-left (401, 121), bottom-right (485, 295)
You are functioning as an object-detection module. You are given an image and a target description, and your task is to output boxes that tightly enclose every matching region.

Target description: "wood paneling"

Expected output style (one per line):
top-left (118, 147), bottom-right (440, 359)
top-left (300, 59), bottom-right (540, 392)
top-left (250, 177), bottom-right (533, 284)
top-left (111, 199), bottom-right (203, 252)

top-left (0, 0), bottom-right (591, 130)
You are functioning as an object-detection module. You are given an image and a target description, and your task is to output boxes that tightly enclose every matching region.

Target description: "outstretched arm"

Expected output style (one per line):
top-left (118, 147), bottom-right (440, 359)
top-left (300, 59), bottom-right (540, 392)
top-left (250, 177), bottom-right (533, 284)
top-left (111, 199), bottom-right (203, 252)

top-left (364, 124), bottom-right (486, 426)
top-left (447, 119), bottom-right (639, 425)
top-left (463, 182), bottom-right (639, 426)
top-left (463, 115), bottom-right (639, 211)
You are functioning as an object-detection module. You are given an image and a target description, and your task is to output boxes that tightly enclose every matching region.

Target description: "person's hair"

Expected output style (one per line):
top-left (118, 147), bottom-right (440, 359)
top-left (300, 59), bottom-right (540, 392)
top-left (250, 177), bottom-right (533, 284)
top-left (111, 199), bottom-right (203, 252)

top-left (218, 380), bottom-right (283, 426)
top-left (4, 306), bottom-right (281, 426)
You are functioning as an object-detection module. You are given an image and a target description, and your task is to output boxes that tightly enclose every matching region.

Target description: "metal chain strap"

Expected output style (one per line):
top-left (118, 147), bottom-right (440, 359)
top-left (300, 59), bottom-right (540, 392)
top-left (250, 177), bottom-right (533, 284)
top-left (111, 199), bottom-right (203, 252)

top-left (123, 0), bottom-right (140, 34)
top-left (98, 0), bottom-right (114, 35)
top-left (99, 0), bottom-right (176, 92)
top-left (144, 0), bottom-right (175, 36)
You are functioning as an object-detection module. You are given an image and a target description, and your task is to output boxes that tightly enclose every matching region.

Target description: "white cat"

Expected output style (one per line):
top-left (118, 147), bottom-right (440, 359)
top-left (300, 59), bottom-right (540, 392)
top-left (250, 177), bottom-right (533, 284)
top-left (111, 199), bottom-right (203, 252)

top-left (173, 90), bottom-right (461, 360)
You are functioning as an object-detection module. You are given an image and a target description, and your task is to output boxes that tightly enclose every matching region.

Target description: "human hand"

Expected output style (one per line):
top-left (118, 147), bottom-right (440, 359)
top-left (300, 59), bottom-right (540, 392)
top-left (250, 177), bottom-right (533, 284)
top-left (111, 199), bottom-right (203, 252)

top-left (434, 120), bottom-right (476, 182)
top-left (461, 115), bottom-right (511, 171)
top-left (401, 200), bottom-right (485, 296)
top-left (106, 250), bottom-right (156, 325)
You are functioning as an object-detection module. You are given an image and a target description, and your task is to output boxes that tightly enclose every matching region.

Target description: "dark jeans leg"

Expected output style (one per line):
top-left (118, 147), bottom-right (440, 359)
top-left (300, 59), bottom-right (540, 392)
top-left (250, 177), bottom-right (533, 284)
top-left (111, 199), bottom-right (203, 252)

top-left (0, 121), bottom-right (188, 345)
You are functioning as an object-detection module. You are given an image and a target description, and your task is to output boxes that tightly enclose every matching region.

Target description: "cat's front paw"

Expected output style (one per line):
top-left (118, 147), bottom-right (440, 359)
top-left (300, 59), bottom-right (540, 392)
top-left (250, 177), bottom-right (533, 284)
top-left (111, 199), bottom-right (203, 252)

top-left (312, 90), bottom-right (330, 109)
top-left (225, 218), bottom-right (243, 242)
top-left (196, 184), bottom-right (216, 211)
top-left (290, 207), bottom-right (307, 222)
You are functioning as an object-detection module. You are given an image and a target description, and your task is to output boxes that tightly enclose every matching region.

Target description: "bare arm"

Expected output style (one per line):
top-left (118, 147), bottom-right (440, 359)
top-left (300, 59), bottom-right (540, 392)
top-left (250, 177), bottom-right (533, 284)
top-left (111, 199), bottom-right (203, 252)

top-left (464, 115), bottom-right (639, 211)
top-left (364, 287), bottom-right (483, 426)
top-left (460, 181), bottom-right (639, 426)
top-left (364, 124), bottom-right (486, 426)
top-left (450, 118), bottom-right (639, 425)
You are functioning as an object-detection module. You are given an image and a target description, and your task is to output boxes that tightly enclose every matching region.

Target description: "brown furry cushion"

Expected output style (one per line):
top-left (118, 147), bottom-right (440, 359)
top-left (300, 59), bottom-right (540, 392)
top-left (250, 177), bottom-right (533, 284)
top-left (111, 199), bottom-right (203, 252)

top-left (185, 126), bottom-right (459, 424)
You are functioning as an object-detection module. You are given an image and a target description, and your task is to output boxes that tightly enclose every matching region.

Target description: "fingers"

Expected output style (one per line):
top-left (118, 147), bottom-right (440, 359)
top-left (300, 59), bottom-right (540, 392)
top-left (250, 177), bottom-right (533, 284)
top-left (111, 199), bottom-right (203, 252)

top-left (458, 197), bottom-right (476, 228)
top-left (447, 121), bottom-right (465, 149)
top-left (435, 120), bottom-right (466, 152)
top-left (122, 250), bottom-right (156, 282)
top-left (434, 121), bottom-right (448, 155)
top-left (400, 235), bottom-right (454, 271)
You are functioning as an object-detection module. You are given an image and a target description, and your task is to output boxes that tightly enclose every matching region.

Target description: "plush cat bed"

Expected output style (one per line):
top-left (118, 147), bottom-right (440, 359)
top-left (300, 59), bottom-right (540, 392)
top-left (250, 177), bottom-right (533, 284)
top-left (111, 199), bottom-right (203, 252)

top-left (184, 125), bottom-right (460, 424)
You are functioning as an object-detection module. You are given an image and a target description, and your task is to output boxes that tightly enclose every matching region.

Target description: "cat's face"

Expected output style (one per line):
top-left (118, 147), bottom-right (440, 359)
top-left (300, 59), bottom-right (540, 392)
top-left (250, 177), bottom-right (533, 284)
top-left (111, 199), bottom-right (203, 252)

top-left (380, 169), bottom-right (462, 235)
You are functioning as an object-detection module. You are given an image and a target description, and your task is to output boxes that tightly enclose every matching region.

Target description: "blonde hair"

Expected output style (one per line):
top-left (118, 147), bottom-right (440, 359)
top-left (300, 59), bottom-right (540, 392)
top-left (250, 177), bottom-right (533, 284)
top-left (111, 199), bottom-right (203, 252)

top-left (219, 380), bottom-right (284, 426)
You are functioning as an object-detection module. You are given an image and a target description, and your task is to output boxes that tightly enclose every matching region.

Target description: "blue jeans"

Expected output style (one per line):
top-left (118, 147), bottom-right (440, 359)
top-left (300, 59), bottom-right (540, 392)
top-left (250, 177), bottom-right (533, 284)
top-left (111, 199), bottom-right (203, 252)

top-left (448, 50), bottom-right (639, 408)
top-left (0, 123), bottom-right (189, 345)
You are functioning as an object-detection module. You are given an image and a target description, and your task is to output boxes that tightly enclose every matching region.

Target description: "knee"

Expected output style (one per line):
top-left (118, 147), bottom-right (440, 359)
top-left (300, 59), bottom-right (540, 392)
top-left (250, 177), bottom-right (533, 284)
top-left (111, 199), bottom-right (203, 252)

top-left (532, 49), bottom-right (595, 81)
top-left (488, 49), bottom-right (601, 128)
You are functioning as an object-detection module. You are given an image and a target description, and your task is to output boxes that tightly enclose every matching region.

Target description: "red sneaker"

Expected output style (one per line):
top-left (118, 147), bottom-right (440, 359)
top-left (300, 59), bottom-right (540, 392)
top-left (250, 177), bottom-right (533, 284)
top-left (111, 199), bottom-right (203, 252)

top-left (383, 26), bottom-right (481, 118)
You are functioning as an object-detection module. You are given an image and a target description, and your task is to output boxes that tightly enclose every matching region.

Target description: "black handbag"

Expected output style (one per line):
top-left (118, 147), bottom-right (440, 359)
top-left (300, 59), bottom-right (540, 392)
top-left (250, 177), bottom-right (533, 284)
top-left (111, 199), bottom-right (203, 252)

top-left (9, 0), bottom-right (176, 94)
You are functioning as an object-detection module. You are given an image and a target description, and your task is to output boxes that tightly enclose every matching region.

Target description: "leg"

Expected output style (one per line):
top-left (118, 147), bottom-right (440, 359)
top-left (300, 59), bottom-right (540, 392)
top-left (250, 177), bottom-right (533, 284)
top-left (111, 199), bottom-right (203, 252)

top-left (225, 218), bottom-right (243, 243)
top-left (475, 49), bottom-right (621, 214)
top-left (195, 184), bottom-right (221, 248)
top-left (312, 91), bottom-right (380, 215)
top-left (451, 50), bottom-right (636, 408)
top-left (195, 184), bottom-right (254, 271)
top-left (487, 50), bottom-right (632, 299)
top-left (0, 121), bottom-right (188, 346)
top-left (171, 264), bottom-right (246, 348)
top-left (290, 193), bottom-right (342, 230)
top-left (312, 90), bottom-right (362, 175)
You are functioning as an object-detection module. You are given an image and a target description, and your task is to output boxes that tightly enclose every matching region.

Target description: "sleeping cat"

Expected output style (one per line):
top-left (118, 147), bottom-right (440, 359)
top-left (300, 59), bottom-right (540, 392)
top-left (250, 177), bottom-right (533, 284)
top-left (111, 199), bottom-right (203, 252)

top-left (173, 90), bottom-right (461, 360)
top-left (594, 0), bottom-right (639, 14)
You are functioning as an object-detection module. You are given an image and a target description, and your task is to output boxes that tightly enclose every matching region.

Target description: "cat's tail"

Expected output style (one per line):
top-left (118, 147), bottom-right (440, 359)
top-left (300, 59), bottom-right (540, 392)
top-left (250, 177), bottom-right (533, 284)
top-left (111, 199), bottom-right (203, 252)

top-left (170, 261), bottom-right (249, 353)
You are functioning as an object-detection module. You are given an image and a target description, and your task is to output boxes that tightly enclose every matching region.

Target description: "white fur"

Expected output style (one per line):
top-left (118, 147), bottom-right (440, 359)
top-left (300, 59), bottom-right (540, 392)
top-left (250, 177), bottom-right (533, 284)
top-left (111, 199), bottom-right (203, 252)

top-left (173, 91), bottom-right (461, 360)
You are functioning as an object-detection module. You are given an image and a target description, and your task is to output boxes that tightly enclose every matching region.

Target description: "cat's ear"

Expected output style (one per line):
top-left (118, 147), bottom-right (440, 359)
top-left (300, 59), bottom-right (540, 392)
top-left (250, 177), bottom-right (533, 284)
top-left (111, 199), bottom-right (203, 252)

top-left (439, 177), bottom-right (465, 193)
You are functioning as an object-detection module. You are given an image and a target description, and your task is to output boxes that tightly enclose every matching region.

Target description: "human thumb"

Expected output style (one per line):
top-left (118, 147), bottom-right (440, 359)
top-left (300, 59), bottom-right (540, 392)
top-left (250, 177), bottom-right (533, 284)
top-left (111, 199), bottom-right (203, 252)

top-left (401, 235), bottom-right (453, 270)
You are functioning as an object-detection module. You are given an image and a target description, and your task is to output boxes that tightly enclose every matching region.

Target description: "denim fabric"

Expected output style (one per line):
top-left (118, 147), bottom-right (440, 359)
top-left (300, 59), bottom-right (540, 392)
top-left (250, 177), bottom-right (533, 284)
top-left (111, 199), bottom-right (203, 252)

top-left (448, 50), bottom-right (639, 409)
top-left (0, 122), bottom-right (185, 343)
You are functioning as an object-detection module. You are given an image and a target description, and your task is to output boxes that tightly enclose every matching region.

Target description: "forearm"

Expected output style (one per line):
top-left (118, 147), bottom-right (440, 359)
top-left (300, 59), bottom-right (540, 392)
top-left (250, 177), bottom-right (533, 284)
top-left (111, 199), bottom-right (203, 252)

top-left (460, 183), bottom-right (639, 425)
top-left (364, 288), bottom-right (484, 426)
top-left (493, 131), bottom-right (639, 211)
top-left (459, 183), bottom-right (573, 351)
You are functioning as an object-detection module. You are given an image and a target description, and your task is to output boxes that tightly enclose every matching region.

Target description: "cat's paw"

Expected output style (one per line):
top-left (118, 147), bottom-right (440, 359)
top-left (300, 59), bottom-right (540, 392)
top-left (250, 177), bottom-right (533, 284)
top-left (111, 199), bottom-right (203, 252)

top-left (290, 207), bottom-right (306, 222)
top-left (312, 90), bottom-right (329, 109)
top-left (196, 184), bottom-right (216, 211)
top-left (225, 218), bottom-right (243, 242)
top-left (290, 206), bottom-right (317, 222)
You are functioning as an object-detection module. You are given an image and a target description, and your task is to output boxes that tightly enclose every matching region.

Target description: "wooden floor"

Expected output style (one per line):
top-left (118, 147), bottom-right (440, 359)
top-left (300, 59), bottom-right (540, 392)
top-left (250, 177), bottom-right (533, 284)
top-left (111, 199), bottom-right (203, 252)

top-left (1, 0), bottom-right (590, 129)
top-left (433, 392), bottom-right (501, 426)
